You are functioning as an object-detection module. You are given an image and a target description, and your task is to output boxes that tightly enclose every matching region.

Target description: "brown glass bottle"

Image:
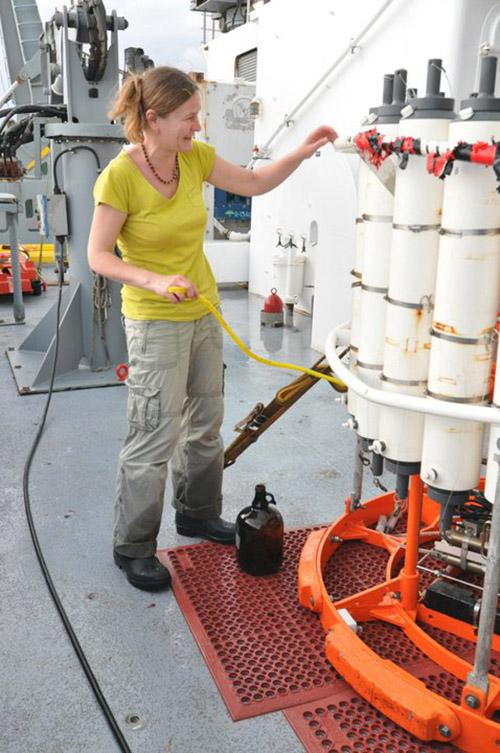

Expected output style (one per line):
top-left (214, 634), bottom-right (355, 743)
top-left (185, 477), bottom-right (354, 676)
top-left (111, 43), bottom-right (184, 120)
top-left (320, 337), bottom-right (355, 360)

top-left (236, 484), bottom-right (284, 576)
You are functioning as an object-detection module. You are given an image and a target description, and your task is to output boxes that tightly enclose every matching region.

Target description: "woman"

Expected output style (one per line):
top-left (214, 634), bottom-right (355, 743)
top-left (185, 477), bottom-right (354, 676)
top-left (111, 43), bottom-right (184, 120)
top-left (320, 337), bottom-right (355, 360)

top-left (88, 66), bottom-right (337, 591)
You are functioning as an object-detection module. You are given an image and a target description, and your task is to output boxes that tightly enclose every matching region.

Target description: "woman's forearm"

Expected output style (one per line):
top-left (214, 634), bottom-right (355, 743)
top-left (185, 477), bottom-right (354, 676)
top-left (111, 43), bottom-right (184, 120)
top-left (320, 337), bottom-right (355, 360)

top-left (88, 247), bottom-right (198, 302)
top-left (209, 125), bottom-right (336, 198)
top-left (89, 249), bottom-right (157, 291)
top-left (251, 147), bottom-right (304, 195)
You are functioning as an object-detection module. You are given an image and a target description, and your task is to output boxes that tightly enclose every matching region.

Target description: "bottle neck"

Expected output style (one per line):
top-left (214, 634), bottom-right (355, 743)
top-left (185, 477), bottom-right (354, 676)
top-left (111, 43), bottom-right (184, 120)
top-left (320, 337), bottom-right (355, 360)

top-left (252, 491), bottom-right (268, 510)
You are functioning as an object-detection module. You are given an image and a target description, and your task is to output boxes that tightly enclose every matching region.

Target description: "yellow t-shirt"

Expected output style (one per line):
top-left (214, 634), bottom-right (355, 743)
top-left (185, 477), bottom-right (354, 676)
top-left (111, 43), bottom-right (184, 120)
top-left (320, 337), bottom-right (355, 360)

top-left (93, 140), bottom-right (220, 320)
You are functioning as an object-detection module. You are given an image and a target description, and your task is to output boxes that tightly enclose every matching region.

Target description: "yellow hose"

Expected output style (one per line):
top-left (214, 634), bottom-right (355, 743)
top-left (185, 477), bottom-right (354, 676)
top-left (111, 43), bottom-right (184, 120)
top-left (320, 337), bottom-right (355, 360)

top-left (168, 286), bottom-right (346, 392)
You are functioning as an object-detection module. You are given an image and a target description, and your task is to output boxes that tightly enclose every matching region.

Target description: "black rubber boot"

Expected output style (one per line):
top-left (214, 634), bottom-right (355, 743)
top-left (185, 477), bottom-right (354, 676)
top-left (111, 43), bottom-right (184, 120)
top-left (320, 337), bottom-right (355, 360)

top-left (113, 551), bottom-right (171, 591)
top-left (175, 512), bottom-right (236, 545)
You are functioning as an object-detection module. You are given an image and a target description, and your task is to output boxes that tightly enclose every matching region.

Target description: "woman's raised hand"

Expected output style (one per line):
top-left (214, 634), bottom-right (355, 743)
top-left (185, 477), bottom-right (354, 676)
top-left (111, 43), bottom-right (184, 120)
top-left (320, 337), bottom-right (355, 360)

top-left (297, 125), bottom-right (338, 160)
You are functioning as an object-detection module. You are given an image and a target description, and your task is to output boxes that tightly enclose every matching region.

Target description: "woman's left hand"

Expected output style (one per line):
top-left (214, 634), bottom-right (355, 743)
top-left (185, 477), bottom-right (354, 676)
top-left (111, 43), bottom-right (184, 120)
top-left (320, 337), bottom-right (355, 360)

top-left (298, 125), bottom-right (338, 160)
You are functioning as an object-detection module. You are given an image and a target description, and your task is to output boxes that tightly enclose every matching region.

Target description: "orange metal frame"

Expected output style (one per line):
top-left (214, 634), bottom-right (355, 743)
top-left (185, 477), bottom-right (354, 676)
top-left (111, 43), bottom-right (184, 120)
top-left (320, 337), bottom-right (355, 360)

top-left (298, 476), bottom-right (500, 751)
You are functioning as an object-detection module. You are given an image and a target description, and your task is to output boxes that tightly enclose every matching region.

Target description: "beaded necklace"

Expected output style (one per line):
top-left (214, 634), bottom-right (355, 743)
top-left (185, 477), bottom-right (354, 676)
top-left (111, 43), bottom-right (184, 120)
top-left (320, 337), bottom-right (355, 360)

top-left (141, 143), bottom-right (179, 186)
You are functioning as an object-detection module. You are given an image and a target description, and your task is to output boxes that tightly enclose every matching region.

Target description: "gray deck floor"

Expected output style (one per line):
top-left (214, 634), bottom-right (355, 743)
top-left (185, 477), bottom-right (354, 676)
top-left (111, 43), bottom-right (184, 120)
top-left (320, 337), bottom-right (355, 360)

top-left (1, 282), bottom-right (382, 753)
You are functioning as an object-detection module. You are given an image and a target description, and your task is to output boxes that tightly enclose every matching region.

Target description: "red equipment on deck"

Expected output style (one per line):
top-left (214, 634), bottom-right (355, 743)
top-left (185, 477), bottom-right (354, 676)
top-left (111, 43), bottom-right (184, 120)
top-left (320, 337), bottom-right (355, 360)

top-left (0, 244), bottom-right (45, 296)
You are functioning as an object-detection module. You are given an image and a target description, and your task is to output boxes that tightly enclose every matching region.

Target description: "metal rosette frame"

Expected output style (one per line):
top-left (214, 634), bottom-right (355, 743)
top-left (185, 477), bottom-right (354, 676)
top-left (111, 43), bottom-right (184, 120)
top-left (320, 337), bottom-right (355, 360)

top-left (297, 481), bottom-right (500, 752)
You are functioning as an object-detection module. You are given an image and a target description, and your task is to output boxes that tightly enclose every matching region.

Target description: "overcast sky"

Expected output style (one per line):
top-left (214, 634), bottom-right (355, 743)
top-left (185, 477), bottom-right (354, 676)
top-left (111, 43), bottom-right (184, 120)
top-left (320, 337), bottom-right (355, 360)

top-left (35, 0), bottom-right (208, 72)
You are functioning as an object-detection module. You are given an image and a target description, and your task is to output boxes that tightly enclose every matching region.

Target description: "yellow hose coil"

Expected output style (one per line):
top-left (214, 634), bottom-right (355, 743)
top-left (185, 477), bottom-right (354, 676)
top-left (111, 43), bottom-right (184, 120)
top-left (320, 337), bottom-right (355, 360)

top-left (168, 287), bottom-right (346, 392)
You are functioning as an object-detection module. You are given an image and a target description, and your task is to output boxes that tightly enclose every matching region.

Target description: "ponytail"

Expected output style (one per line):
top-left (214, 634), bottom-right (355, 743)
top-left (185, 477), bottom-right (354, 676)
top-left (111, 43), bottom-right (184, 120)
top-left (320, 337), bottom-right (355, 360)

top-left (109, 74), bottom-right (145, 143)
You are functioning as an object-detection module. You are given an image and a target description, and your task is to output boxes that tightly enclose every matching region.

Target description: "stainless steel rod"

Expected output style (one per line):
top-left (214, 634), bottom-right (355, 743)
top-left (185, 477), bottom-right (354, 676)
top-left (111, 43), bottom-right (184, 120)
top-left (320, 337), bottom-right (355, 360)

top-left (7, 210), bottom-right (25, 322)
top-left (416, 561), bottom-right (485, 592)
top-left (350, 436), bottom-right (364, 511)
top-left (467, 452), bottom-right (500, 695)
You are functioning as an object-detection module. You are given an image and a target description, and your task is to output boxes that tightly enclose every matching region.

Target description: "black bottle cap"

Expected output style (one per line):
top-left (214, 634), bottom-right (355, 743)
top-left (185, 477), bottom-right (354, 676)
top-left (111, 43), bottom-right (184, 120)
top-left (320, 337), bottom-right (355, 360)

top-left (402, 59), bottom-right (455, 120)
top-left (369, 69), bottom-right (407, 124)
top-left (460, 55), bottom-right (500, 119)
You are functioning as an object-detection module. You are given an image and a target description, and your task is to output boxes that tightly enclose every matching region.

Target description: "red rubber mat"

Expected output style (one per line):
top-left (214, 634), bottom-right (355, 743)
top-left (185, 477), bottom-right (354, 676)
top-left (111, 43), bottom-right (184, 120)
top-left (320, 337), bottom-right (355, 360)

top-left (158, 528), bottom-right (341, 720)
top-left (284, 691), bottom-right (461, 753)
top-left (159, 530), bottom-right (499, 750)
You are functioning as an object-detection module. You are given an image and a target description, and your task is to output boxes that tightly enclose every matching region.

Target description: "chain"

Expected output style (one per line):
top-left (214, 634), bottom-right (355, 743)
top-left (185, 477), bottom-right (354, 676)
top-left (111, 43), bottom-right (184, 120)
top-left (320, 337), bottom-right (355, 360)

top-left (91, 272), bottom-right (112, 370)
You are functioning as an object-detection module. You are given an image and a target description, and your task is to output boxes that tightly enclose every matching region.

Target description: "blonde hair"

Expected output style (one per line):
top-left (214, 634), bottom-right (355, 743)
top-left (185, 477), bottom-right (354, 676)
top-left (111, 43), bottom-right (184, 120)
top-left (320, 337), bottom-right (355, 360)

top-left (110, 66), bottom-right (198, 143)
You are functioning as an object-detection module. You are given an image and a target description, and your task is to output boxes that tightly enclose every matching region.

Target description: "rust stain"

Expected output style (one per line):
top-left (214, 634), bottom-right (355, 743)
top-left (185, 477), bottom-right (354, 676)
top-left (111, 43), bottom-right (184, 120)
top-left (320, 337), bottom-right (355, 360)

top-left (446, 425), bottom-right (480, 435)
top-left (434, 321), bottom-right (457, 335)
top-left (402, 338), bottom-right (416, 353)
top-left (385, 332), bottom-right (432, 353)
top-left (463, 254), bottom-right (488, 262)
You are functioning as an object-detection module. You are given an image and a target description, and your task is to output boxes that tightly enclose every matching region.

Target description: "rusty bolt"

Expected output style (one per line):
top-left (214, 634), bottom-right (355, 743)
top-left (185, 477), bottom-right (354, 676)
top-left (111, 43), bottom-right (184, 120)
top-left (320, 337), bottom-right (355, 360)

top-left (329, 535), bottom-right (343, 544)
top-left (438, 725), bottom-right (452, 739)
top-left (310, 596), bottom-right (315, 606)
top-left (465, 694), bottom-right (480, 709)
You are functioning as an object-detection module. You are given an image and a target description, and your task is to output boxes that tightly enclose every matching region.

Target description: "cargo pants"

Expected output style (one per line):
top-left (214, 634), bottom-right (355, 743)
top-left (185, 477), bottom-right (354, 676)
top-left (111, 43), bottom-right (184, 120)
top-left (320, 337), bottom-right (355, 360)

top-left (113, 314), bottom-right (224, 558)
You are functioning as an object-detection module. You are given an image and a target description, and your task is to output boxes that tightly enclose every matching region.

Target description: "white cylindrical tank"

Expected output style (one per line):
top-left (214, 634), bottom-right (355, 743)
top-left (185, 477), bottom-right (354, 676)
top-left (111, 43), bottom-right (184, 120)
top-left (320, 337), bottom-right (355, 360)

top-left (347, 160), bottom-right (368, 421)
top-left (272, 250), bottom-right (288, 294)
top-left (421, 101), bottom-right (500, 501)
top-left (272, 248), bottom-right (305, 303)
top-left (485, 340), bottom-right (500, 503)
top-left (354, 71), bottom-right (403, 442)
top-left (284, 254), bottom-right (305, 302)
top-left (355, 130), bottom-right (398, 441)
top-left (378, 65), bottom-right (455, 473)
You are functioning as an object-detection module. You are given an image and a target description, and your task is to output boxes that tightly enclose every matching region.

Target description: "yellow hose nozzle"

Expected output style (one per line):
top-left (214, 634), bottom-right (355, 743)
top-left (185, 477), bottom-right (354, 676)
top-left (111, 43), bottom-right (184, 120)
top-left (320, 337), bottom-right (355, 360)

top-left (167, 286), bottom-right (188, 296)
